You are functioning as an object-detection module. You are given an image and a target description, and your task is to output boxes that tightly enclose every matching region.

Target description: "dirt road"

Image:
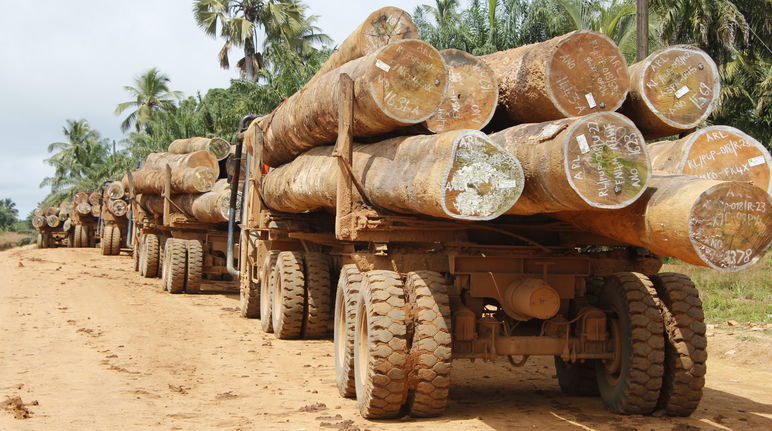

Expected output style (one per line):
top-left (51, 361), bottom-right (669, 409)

top-left (2, 245), bottom-right (771, 430)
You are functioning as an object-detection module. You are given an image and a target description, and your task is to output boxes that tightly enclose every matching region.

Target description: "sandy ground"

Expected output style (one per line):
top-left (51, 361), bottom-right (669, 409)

top-left (1, 245), bottom-right (771, 430)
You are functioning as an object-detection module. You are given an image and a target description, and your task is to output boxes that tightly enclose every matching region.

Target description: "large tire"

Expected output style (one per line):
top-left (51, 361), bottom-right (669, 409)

top-left (259, 251), bottom-right (279, 333)
top-left (403, 271), bottom-right (452, 417)
top-left (140, 234), bottom-right (160, 278)
top-left (303, 252), bottom-right (332, 338)
top-left (595, 272), bottom-right (665, 415)
top-left (271, 251), bottom-right (305, 339)
top-left (73, 225), bottom-right (82, 248)
top-left (81, 224), bottom-right (91, 249)
top-left (354, 270), bottom-right (408, 419)
top-left (100, 225), bottom-right (113, 256)
top-left (334, 264), bottom-right (362, 398)
top-left (133, 237), bottom-right (140, 272)
top-left (110, 226), bottom-right (121, 256)
top-left (650, 273), bottom-right (707, 417)
top-left (67, 229), bottom-right (75, 248)
top-left (239, 232), bottom-right (259, 317)
top-left (554, 357), bottom-right (600, 396)
top-left (164, 239), bottom-right (187, 294)
top-left (185, 239), bottom-right (203, 294)
top-left (36, 233), bottom-right (43, 249)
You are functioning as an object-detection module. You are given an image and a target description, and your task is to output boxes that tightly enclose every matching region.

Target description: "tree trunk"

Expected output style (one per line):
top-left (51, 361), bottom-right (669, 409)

top-left (88, 192), bottom-right (101, 206)
top-left (90, 204), bottom-right (101, 218)
top-left (488, 112), bottom-right (650, 214)
top-left (46, 214), bottom-right (61, 228)
top-left (620, 45), bottom-right (720, 139)
top-left (258, 39), bottom-right (448, 167)
top-left (138, 180), bottom-right (237, 224)
top-left (32, 215), bottom-right (45, 228)
top-left (73, 192), bottom-right (89, 205)
top-left (105, 182), bottom-right (125, 199)
top-left (558, 175), bottom-right (772, 272)
top-left (142, 151), bottom-right (219, 174)
top-left (128, 167), bottom-right (217, 194)
top-left (44, 207), bottom-right (59, 217)
top-left (75, 202), bottom-right (91, 215)
top-left (422, 49), bottom-right (498, 133)
top-left (261, 130), bottom-right (524, 221)
top-left (648, 125), bottom-right (771, 195)
top-left (306, 6), bottom-right (417, 87)
top-left (167, 137), bottom-right (231, 161)
top-left (480, 30), bottom-right (629, 125)
top-left (107, 199), bottom-right (128, 217)
top-left (58, 201), bottom-right (73, 220)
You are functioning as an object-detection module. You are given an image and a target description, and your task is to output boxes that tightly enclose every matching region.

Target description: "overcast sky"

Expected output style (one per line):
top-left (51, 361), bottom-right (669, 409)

top-left (0, 0), bottom-right (426, 217)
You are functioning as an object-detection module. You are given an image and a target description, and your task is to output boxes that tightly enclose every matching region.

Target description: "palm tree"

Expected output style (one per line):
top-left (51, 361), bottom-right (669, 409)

top-left (114, 68), bottom-right (181, 133)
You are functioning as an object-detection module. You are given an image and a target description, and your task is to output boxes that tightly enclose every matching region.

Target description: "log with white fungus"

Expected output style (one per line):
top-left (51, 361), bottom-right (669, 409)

top-left (258, 39), bottom-right (448, 166)
top-left (167, 137), bottom-right (231, 161)
top-left (46, 214), bottom-right (61, 228)
top-left (261, 129), bottom-right (524, 221)
top-left (620, 45), bottom-right (720, 139)
top-left (648, 125), bottom-right (771, 195)
top-left (480, 30), bottom-right (629, 125)
top-left (558, 175), bottom-right (772, 272)
top-left (107, 199), bottom-right (128, 217)
top-left (489, 112), bottom-right (651, 214)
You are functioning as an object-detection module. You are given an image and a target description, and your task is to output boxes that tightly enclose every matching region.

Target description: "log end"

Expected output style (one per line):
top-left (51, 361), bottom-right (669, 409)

top-left (109, 199), bottom-right (128, 217)
top-left (564, 112), bottom-right (651, 209)
top-left (690, 181), bottom-right (772, 272)
top-left (191, 166), bottom-right (218, 193)
top-left (209, 138), bottom-right (232, 161)
top-left (368, 39), bottom-right (448, 125)
top-left (442, 130), bottom-right (524, 220)
top-left (425, 49), bottom-right (499, 133)
top-left (631, 45), bottom-right (720, 135)
top-left (76, 202), bottom-right (92, 215)
top-left (676, 126), bottom-right (771, 195)
top-left (546, 30), bottom-right (630, 118)
top-left (88, 192), bottom-right (102, 206)
top-left (106, 182), bottom-right (125, 200)
top-left (359, 6), bottom-right (418, 54)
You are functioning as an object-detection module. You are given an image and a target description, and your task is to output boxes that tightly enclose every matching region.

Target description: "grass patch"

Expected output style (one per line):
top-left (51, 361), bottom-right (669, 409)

top-left (661, 254), bottom-right (772, 324)
top-left (0, 231), bottom-right (34, 251)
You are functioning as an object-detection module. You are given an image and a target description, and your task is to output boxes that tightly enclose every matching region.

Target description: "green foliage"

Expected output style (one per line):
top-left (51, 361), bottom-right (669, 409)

top-left (0, 198), bottom-right (18, 231)
top-left (114, 68), bottom-right (182, 133)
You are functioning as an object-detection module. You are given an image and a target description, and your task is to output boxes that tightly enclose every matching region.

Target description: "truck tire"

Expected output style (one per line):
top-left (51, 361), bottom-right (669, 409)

top-left (164, 239), bottom-right (187, 294)
top-left (260, 251), bottom-right (280, 333)
top-left (403, 271), bottom-right (452, 417)
top-left (554, 357), bottom-right (599, 396)
top-left (334, 264), bottom-right (362, 398)
top-left (73, 225), bottom-right (82, 247)
top-left (185, 239), bottom-right (203, 294)
top-left (271, 251), bottom-right (305, 339)
top-left (595, 272), bottom-right (664, 415)
top-left (42, 233), bottom-right (50, 248)
top-left (36, 233), bottom-right (43, 249)
top-left (133, 238), bottom-right (140, 272)
top-left (110, 226), bottom-right (121, 255)
top-left (303, 252), bottom-right (332, 338)
top-left (650, 273), bottom-right (707, 417)
top-left (141, 234), bottom-right (160, 278)
top-left (239, 232), bottom-right (259, 317)
top-left (67, 229), bottom-right (75, 248)
top-left (100, 225), bottom-right (113, 256)
top-left (82, 225), bottom-right (91, 249)
top-left (354, 270), bottom-right (408, 419)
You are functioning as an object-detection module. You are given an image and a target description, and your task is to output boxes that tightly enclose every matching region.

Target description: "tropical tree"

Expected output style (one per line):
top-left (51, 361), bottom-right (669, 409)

top-left (114, 68), bottom-right (182, 133)
top-left (0, 198), bottom-right (18, 231)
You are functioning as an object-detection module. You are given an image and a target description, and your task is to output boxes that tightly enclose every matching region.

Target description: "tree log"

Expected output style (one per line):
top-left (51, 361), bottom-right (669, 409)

top-left (306, 6), bottom-right (417, 87)
top-left (488, 112), bottom-right (650, 214)
top-left (261, 130), bottom-right (524, 221)
top-left (480, 30), bottom-right (629, 125)
top-left (138, 180), bottom-right (238, 223)
top-left (32, 215), bottom-right (45, 228)
top-left (648, 125), bottom-right (771, 194)
top-left (128, 166), bottom-right (217, 194)
top-left (258, 39), bottom-right (448, 166)
top-left (76, 202), bottom-right (91, 215)
top-left (558, 175), bottom-right (772, 272)
top-left (107, 199), bottom-right (128, 217)
top-left (142, 150), bottom-right (219, 174)
top-left (105, 182), bottom-right (125, 199)
top-left (46, 214), bottom-right (61, 228)
top-left (167, 137), bottom-right (231, 161)
top-left (73, 192), bottom-right (89, 205)
top-left (90, 204), bottom-right (101, 218)
top-left (422, 49), bottom-right (498, 133)
top-left (63, 218), bottom-right (72, 232)
top-left (58, 201), bottom-right (73, 220)
top-left (88, 192), bottom-right (101, 206)
top-left (44, 207), bottom-right (59, 217)
top-left (620, 45), bottom-right (720, 139)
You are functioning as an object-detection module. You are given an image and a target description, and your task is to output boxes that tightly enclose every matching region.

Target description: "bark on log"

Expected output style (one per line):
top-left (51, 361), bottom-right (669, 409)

top-left (73, 192), bottom-right (89, 205)
top-left (258, 39), bottom-right (448, 166)
top-left (105, 182), bottom-right (125, 199)
top-left (142, 151), bottom-right (219, 174)
top-left (128, 167), bottom-right (217, 194)
top-left (489, 112), bottom-right (651, 214)
top-left (88, 192), bottom-right (101, 206)
top-left (58, 201), bottom-right (73, 220)
top-left (137, 180), bottom-right (238, 223)
top-left (480, 30), bottom-right (629, 125)
top-left (108, 199), bottom-right (128, 217)
top-left (261, 130), bottom-right (524, 221)
top-left (306, 6), bottom-right (417, 87)
top-left (648, 126), bottom-right (771, 195)
top-left (422, 49), bottom-right (498, 133)
top-left (558, 175), bottom-right (772, 272)
top-left (76, 202), bottom-right (91, 215)
top-left (34, 208), bottom-right (42, 217)
top-left (46, 215), bottom-right (61, 228)
top-left (167, 137), bottom-right (231, 161)
top-left (90, 204), bottom-right (101, 218)
top-left (44, 207), bottom-right (59, 217)
top-left (620, 45), bottom-right (720, 139)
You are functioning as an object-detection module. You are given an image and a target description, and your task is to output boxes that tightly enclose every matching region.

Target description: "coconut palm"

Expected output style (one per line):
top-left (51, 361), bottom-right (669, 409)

top-left (114, 68), bottom-right (181, 133)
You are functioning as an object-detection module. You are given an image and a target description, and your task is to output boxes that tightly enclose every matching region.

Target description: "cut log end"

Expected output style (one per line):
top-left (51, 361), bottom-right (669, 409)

top-left (690, 182), bottom-right (772, 272)
top-left (424, 49), bottom-right (498, 133)
top-left (368, 39), bottom-right (448, 124)
top-left (442, 131), bottom-right (524, 220)
top-left (106, 182), bottom-right (125, 199)
top-left (88, 192), bottom-right (101, 206)
top-left (625, 45), bottom-right (720, 137)
top-left (76, 202), bottom-right (92, 215)
top-left (73, 192), bottom-right (90, 205)
top-left (191, 166), bottom-right (219, 192)
top-left (46, 215), bottom-right (60, 228)
top-left (359, 6), bottom-right (417, 53)
top-left (62, 219), bottom-right (72, 232)
top-left (108, 200), bottom-right (128, 217)
top-left (564, 112), bottom-right (650, 209)
top-left (546, 30), bottom-right (629, 118)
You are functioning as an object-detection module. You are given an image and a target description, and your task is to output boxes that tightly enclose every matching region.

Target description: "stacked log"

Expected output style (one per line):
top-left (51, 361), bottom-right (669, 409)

top-left (621, 45), bottom-right (720, 139)
top-left (88, 192), bottom-right (101, 206)
top-left (32, 215), bottom-right (45, 229)
top-left (76, 202), bottom-right (92, 215)
top-left (257, 39), bottom-right (449, 166)
top-left (106, 198), bottom-right (128, 217)
top-left (138, 179), bottom-right (238, 224)
top-left (90, 204), bottom-right (101, 218)
top-left (558, 175), bottom-right (772, 272)
top-left (648, 126), bottom-right (771, 194)
top-left (480, 30), bottom-right (629, 125)
top-left (261, 130), bottom-right (524, 221)
top-left (59, 201), bottom-right (73, 221)
top-left (129, 166), bottom-right (217, 194)
top-left (46, 214), bottom-right (60, 228)
top-left (73, 192), bottom-right (89, 205)
top-left (168, 137), bottom-right (231, 161)
top-left (105, 182), bottom-right (125, 199)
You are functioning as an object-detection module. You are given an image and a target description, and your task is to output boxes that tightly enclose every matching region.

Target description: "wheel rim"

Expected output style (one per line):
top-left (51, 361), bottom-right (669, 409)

top-left (272, 269), bottom-right (282, 329)
top-left (355, 301), bottom-right (369, 393)
top-left (602, 317), bottom-right (623, 384)
top-left (334, 290), bottom-right (346, 369)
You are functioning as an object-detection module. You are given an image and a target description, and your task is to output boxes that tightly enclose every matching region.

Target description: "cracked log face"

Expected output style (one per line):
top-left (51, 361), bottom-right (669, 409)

top-left (491, 111), bottom-right (650, 214)
top-left (423, 49), bottom-right (498, 133)
top-left (481, 30), bottom-right (629, 124)
top-left (622, 45), bottom-right (720, 139)
top-left (649, 126), bottom-right (771, 195)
